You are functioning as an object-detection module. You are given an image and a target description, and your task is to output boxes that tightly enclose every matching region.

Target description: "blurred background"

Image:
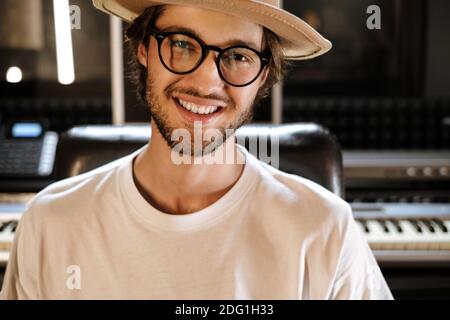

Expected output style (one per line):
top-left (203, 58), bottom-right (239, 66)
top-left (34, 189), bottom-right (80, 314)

top-left (1, 0), bottom-right (449, 146)
top-left (0, 0), bottom-right (450, 299)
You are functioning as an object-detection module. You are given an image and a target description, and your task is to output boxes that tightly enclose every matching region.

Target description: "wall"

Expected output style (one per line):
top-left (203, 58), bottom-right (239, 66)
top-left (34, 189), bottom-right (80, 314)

top-left (425, 0), bottom-right (450, 97)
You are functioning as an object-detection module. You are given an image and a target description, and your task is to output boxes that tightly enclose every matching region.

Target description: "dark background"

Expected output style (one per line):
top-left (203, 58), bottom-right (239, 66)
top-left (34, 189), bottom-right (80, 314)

top-left (1, 0), bottom-right (449, 126)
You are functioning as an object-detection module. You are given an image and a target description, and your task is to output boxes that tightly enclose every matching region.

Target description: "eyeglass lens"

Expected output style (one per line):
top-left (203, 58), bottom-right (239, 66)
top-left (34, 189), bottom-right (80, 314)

top-left (159, 33), bottom-right (263, 86)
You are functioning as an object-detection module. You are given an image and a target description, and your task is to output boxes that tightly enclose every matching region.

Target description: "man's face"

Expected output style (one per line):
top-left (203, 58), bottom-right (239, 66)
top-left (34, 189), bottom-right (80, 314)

top-left (138, 5), bottom-right (268, 155)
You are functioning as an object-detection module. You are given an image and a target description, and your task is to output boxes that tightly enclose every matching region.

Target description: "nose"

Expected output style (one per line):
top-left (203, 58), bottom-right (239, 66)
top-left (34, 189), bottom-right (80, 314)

top-left (184, 51), bottom-right (225, 95)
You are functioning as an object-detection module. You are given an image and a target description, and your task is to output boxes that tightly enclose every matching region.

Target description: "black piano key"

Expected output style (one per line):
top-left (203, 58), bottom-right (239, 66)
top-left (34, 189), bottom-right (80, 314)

top-left (390, 219), bottom-right (403, 233)
top-left (432, 219), bottom-right (448, 233)
top-left (358, 219), bottom-right (370, 233)
top-left (409, 219), bottom-right (423, 233)
top-left (422, 220), bottom-right (436, 233)
top-left (0, 221), bottom-right (12, 232)
top-left (377, 219), bottom-right (390, 233)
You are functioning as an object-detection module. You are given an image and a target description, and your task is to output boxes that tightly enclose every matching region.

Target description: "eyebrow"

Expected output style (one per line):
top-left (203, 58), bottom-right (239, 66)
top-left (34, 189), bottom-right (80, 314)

top-left (158, 25), bottom-right (262, 51)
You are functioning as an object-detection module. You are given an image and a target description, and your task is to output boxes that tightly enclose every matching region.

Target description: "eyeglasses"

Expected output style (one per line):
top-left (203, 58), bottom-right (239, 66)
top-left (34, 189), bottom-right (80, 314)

top-left (145, 28), bottom-right (271, 87)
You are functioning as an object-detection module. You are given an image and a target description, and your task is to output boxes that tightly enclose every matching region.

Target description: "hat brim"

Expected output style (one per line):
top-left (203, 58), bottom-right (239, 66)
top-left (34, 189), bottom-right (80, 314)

top-left (93, 0), bottom-right (332, 60)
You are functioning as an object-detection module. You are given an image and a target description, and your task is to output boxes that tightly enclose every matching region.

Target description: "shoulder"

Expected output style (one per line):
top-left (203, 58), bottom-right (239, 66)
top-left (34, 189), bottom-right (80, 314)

top-left (252, 155), bottom-right (352, 226)
top-left (243, 151), bottom-right (355, 256)
top-left (22, 152), bottom-right (134, 224)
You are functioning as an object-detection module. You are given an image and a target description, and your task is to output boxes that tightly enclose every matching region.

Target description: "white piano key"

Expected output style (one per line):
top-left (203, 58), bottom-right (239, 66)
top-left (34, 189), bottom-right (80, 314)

top-left (420, 220), bottom-right (440, 250)
top-left (385, 220), bottom-right (405, 250)
top-left (0, 251), bottom-right (9, 266)
top-left (362, 218), bottom-right (450, 251)
top-left (378, 220), bottom-right (397, 250)
top-left (426, 220), bottom-right (448, 250)
top-left (355, 219), bottom-right (368, 235)
top-left (423, 219), bottom-right (449, 250)
top-left (365, 220), bottom-right (390, 250)
top-left (439, 220), bottom-right (450, 250)
top-left (0, 221), bottom-right (16, 252)
top-left (399, 220), bottom-right (425, 250)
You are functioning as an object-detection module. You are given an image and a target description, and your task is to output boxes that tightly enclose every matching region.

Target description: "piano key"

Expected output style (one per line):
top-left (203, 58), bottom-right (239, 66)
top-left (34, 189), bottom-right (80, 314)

top-left (361, 218), bottom-right (450, 251)
top-left (356, 219), bottom-right (370, 233)
top-left (432, 219), bottom-right (448, 233)
top-left (398, 220), bottom-right (423, 250)
top-left (409, 219), bottom-right (423, 233)
top-left (439, 221), bottom-right (450, 250)
top-left (356, 219), bottom-right (367, 234)
top-left (0, 221), bottom-right (16, 252)
top-left (365, 220), bottom-right (390, 250)
top-left (377, 219), bottom-right (390, 233)
top-left (0, 221), bottom-right (10, 232)
top-left (0, 216), bottom-right (21, 266)
top-left (389, 219), bottom-right (403, 233)
top-left (417, 220), bottom-right (439, 250)
top-left (429, 222), bottom-right (450, 250)
top-left (421, 219), bottom-right (436, 233)
top-left (383, 220), bottom-right (404, 250)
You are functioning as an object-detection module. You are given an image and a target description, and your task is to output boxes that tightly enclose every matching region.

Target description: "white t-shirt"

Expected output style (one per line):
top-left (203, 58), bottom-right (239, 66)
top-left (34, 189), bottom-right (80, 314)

top-left (1, 145), bottom-right (393, 300)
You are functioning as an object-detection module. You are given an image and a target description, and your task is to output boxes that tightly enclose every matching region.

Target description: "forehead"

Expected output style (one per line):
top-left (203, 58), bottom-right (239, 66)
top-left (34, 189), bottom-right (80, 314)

top-left (155, 5), bottom-right (264, 49)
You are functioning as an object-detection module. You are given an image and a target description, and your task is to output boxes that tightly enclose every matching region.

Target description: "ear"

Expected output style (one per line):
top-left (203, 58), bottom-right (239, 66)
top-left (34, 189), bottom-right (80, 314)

top-left (258, 67), bottom-right (270, 88)
top-left (137, 42), bottom-right (148, 67)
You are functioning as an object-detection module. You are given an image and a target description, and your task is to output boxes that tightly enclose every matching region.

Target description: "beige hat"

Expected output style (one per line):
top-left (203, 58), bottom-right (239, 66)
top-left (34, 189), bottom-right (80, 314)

top-left (92, 0), bottom-right (332, 60)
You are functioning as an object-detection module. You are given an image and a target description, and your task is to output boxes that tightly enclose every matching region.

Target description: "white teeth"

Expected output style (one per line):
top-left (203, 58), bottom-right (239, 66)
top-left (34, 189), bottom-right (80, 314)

top-left (177, 98), bottom-right (219, 115)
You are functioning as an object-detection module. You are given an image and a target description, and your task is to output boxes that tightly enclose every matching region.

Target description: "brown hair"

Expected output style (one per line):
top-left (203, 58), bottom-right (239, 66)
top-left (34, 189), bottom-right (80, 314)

top-left (125, 6), bottom-right (288, 105)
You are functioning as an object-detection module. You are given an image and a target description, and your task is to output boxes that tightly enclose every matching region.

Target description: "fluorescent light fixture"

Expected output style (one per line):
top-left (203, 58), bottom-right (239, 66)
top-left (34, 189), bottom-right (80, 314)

top-left (6, 66), bottom-right (23, 83)
top-left (110, 16), bottom-right (125, 125)
top-left (53, 0), bottom-right (75, 85)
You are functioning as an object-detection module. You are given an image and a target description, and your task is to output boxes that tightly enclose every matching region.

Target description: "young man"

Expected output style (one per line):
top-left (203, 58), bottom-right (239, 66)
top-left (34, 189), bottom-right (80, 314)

top-left (1, 0), bottom-right (392, 299)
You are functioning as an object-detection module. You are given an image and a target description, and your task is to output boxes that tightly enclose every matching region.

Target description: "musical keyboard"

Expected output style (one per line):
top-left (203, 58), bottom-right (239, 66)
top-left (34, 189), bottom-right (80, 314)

top-left (0, 193), bottom-right (34, 266)
top-left (357, 218), bottom-right (450, 250)
top-left (352, 203), bottom-right (450, 264)
top-left (0, 218), bottom-right (19, 263)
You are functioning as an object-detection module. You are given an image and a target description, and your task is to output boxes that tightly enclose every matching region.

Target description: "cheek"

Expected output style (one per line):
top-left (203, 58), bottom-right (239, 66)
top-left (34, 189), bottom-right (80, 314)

top-left (228, 86), bottom-right (260, 110)
top-left (146, 42), bottom-right (169, 86)
top-left (147, 59), bottom-right (178, 97)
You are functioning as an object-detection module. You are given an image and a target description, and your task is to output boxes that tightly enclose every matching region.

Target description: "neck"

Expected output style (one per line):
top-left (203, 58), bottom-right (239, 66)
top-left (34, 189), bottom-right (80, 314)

top-left (133, 122), bottom-right (245, 215)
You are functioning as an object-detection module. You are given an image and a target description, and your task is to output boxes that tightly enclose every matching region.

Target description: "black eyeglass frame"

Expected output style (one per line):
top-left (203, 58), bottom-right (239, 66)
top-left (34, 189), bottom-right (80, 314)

top-left (144, 28), bottom-right (271, 87)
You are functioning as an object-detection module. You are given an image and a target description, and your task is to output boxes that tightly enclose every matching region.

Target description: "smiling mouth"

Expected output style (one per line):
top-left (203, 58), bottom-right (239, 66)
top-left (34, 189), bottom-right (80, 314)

top-left (174, 97), bottom-right (224, 115)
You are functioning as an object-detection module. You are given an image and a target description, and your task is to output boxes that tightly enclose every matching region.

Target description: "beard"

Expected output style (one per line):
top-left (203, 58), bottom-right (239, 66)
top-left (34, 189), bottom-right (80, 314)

top-left (145, 74), bottom-right (255, 157)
